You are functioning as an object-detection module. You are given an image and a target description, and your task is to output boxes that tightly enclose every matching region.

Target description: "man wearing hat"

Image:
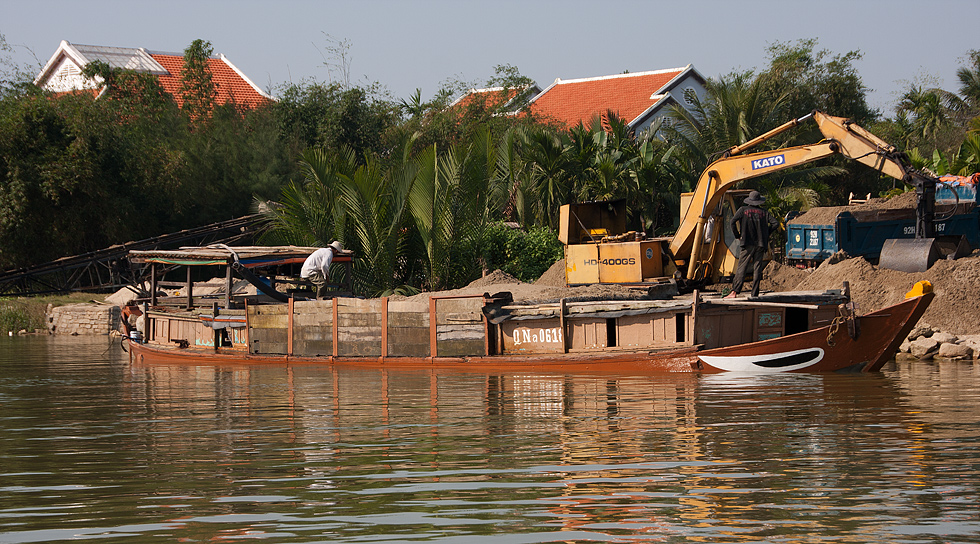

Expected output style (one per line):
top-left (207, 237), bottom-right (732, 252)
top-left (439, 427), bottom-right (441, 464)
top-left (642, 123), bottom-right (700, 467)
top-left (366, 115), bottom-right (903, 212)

top-left (301, 241), bottom-right (344, 299)
top-left (725, 191), bottom-right (779, 298)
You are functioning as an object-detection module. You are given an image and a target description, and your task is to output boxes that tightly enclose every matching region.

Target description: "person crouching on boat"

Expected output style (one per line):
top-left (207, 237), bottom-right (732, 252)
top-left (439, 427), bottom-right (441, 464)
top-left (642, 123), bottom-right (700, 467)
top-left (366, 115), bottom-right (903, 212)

top-left (725, 191), bottom-right (778, 299)
top-left (301, 241), bottom-right (343, 299)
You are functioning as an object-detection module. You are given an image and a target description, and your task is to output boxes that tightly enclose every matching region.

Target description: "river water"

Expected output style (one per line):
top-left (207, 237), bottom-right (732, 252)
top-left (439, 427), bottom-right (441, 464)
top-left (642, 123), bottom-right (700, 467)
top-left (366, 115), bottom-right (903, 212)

top-left (1, 336), bottom-right (979, 543)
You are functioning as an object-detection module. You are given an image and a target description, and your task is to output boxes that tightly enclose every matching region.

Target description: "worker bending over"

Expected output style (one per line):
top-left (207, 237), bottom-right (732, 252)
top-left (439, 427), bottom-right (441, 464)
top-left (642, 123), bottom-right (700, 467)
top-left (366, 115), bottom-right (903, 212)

top-left (301, 241), bottom-right (343, 299)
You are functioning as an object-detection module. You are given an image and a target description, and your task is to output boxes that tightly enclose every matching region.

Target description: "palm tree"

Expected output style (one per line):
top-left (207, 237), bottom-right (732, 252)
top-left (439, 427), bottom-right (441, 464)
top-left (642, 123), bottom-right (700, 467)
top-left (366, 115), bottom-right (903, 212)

top-left (899, 86), bottom-right (951, 143)
top-left (664, 70), bottom-right (791, 180)
top-left (261, 140), bottom-right (420, 296)
top-left (957, 50), bottom-right (980, 112)
top-left (409, 125), bottom-right (510, 291)
top-left (518, 126), bottom-right (575, 229)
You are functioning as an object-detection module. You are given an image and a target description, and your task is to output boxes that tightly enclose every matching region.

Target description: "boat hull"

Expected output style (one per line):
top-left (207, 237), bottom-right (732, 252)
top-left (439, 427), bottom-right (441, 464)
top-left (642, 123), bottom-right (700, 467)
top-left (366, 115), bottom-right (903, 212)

top-left (127, 293), bottom-right (932, 374)
top-left (696, 292), bottom-right (933, 373)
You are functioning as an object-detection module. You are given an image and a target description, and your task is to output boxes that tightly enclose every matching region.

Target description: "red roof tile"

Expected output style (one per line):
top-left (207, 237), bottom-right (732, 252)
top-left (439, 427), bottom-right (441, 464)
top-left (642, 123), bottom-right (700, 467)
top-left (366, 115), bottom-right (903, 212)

top-left (450, 86), bottom-right (529, 111)
top-left (528, 68), bottom-right (686, 129)
top-left (150, 54), bottom-right (273, 109)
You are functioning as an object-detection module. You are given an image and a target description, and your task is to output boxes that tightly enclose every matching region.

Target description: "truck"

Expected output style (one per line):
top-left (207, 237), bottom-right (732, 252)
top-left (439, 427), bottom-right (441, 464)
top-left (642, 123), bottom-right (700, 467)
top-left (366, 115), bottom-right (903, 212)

top-left (784, 201), bottom-right (978, 266)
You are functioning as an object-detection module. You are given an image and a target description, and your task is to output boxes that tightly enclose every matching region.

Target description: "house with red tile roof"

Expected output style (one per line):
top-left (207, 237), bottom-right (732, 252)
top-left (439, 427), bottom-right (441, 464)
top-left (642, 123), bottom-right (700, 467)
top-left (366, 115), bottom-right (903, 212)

top-left (525, 65), bottom-right (706, 135)
top-left (449, 84), bottom-right (542, 114)
top-left (33, 40), bottom-right (274, 108)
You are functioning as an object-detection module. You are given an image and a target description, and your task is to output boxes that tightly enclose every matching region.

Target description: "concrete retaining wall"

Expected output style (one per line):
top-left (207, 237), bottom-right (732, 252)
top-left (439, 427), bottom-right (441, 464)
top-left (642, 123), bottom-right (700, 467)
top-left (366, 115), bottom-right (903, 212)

top-left (47, 303), bottom-right (122, 335)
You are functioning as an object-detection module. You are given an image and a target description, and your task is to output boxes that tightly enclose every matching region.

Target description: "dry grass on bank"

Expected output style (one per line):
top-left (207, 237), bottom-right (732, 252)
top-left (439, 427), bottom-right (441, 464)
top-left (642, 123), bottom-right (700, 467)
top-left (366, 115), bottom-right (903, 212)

top-left (0, 292), bottom-right (95, 334)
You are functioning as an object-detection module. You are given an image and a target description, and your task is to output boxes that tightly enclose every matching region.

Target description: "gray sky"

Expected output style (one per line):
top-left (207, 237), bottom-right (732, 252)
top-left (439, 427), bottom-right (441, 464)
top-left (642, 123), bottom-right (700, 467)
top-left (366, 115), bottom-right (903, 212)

top-left (3, 0), bottom-right (978, 114)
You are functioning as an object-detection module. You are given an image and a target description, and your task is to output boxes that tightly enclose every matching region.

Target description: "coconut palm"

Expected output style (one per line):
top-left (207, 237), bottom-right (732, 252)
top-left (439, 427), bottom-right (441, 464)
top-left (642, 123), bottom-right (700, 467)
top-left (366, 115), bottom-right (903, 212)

top-left (957, 50), bottom-right (980, 112)
top-left (899, 86), bottom-right (952, 143)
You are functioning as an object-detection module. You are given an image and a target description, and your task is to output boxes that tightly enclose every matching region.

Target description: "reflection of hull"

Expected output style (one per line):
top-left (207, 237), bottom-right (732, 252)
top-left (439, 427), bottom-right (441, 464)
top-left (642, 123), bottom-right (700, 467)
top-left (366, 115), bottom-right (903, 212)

top-left (128, 293), bottom-right (932, 374)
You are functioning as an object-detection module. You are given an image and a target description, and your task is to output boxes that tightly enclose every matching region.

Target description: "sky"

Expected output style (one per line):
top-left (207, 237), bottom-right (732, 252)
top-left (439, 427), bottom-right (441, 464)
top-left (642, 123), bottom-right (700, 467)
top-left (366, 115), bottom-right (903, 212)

top-left (3, 0), bottom-right (979, 115)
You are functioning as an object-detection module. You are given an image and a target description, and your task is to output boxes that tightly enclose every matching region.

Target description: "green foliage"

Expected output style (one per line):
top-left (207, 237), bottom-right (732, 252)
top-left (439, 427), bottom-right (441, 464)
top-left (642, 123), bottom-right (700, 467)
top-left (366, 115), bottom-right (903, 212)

top-left (482, 223), bottom-right (563, 282)
top-left (180, 39), bottom-right (217, 119)
top-left (0, 39), bottom-right (297, 270)
top-left (760, 38), bottom-right (877, 124)
top-left (0, 301), bottom-right (31, 332)
top-left (275, 80), bottom-right (399, 158)
top-left (0, 32), bottom-right (37, 96)
top-left (0, 293), bottom-right (91, 332)
top-left (890, 49), bottom-right (980, 161)
top-left (907, 132), bottom-right (980, 176)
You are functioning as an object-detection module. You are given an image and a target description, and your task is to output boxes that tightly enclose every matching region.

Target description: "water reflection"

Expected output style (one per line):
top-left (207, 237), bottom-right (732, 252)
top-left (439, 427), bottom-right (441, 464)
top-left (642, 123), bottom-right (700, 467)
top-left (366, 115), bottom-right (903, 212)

top-left (1, 337), bottom-right (979, 542)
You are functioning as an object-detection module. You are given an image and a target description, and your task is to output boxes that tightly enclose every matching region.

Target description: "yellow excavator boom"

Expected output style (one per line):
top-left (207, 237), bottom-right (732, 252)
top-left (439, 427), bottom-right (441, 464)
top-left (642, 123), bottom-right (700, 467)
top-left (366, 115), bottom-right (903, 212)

top-left (669, 111), bottom-right (917, 281)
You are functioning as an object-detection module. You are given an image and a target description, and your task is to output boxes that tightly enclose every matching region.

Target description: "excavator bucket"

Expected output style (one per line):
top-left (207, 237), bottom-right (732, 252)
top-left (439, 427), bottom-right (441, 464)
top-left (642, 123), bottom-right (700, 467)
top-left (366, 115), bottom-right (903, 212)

top-left (878, 238), bottom-right (939, 273)
top-left (935, 234), bottom-right (972, 260)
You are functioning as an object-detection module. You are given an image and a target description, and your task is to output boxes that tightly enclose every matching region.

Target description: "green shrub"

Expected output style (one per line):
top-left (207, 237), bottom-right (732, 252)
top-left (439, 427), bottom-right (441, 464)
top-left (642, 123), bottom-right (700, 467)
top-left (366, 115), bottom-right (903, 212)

top-left (482, 223), bottom-right (563, 282)
top-left (0, 301), bottom-right (32, 333)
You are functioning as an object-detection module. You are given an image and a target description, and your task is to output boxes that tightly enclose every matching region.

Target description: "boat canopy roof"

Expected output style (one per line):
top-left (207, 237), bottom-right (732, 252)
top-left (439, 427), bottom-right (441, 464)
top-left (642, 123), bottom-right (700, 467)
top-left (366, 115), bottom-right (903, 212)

top-left (127, 245), bottom-right (338, 268)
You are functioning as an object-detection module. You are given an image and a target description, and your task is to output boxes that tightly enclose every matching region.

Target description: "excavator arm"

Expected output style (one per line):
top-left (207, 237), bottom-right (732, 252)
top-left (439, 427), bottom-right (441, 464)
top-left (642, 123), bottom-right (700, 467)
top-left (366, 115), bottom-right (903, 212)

top-left (668, 111), bottom-right (922, 281)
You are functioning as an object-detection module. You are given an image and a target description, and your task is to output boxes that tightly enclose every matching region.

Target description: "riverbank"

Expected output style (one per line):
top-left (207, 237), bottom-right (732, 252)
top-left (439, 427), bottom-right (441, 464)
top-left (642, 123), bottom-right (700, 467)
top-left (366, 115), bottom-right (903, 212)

top-left (1, 293), bottom-right (96, 334)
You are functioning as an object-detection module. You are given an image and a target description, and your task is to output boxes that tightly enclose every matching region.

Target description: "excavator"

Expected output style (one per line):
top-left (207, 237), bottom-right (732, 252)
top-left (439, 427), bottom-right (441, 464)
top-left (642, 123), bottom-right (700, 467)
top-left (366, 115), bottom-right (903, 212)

top-left (669, 110), bottom-right (951, 285)
top-left (559, 111), bottom-right (956, 289)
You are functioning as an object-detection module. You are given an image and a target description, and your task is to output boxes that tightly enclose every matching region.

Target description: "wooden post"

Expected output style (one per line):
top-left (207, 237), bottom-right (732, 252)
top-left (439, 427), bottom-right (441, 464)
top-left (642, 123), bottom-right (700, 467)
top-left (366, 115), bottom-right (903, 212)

top-left (691, 289), bottom-right (700, 345)
top-left (150, 264), bottom-right (158, 307)
top-left (224, 264), bottom-right (233, 309)
top-left (559, 297), bottom-right (568, 353)
top-left (212, 302), bottom-right (220, 351)
top-left (287, 295), bottom-right (294, 356)
top-left (186, 266), bottom-right (193, 310)
top-left (482, 294), bottom-right (490, 356)
top-left (381, 297), bottom-right (389, 360)
top-left (429, 297), bottom-right (438, 359)
top-left (332, 297), bottom-right (339, 358)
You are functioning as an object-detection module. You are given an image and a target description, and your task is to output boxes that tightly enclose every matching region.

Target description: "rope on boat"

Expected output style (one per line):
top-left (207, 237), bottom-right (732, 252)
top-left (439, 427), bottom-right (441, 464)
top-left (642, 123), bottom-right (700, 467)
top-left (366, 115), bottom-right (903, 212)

top-left (827, 316), bottom-right (845, 347)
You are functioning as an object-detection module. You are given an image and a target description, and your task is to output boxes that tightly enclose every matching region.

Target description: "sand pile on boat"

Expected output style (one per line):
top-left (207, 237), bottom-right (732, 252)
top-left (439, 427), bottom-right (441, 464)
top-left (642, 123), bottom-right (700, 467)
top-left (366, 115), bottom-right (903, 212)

top-left (535, 259), bottom-right (567, 287)
top-left (789, 191), bottom-right (917, 225)
top-left (762, 250), bottom-right (980, 336)
top-left (397, 259), bottom-right (649, 306)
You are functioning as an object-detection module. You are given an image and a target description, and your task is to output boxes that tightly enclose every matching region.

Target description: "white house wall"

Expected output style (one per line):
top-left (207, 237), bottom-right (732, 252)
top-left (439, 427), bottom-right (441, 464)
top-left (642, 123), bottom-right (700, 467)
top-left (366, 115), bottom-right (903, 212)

top-left (630, 74), bottom-right (707, 137)
top-left (40, 56), bottom-right (99, 93)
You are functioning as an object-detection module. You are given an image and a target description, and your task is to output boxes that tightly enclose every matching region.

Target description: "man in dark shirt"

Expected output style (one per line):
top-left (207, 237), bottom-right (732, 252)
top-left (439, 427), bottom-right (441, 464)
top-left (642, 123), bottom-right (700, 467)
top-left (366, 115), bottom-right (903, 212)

top-left (725, 190), bottom-right (779, 298)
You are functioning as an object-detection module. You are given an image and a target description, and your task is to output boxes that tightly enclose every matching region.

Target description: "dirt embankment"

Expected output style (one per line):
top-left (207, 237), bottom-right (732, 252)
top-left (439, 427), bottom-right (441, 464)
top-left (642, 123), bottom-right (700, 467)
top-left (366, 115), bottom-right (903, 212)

top-left (762, 251), bottom-right (980, 336)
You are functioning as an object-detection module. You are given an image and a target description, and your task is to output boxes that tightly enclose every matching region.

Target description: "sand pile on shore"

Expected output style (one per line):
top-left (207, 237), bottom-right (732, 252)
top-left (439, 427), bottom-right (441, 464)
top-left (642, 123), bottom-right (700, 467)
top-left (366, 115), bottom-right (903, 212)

top-left (762, 251), bottom-right (980, 336)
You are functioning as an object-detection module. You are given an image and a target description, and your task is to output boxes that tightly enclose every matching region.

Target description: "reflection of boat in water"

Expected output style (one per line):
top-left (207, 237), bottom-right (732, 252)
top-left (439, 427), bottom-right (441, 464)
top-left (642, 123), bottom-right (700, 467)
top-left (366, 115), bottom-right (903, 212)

top-left (123, 246), bottom-right (933, 374)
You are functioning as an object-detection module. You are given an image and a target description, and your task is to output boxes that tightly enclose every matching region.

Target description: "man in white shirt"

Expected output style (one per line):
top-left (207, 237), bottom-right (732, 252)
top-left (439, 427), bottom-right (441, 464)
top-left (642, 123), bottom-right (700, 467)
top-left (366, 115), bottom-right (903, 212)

top-left (300, 241), bottom-right (343, 299)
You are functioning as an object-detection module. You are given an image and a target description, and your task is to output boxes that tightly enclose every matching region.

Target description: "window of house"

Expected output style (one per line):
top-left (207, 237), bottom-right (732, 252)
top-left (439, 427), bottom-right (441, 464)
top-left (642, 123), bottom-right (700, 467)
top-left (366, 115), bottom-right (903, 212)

top-left (683, 87), bottom-right (698, 106)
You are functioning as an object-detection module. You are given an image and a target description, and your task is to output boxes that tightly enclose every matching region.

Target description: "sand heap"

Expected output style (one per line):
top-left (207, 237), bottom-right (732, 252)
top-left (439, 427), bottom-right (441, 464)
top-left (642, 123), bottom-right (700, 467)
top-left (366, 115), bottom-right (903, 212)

top-left (762, 251), bottom-right (980, 337)
top-left (398, 259), bottom-right (650, 305)
top-left (789, 191), bottom-right (918, 225)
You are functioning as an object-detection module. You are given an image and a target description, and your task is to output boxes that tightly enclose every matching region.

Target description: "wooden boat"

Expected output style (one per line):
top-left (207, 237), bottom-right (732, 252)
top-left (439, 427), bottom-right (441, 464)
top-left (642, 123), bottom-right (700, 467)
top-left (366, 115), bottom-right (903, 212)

top-left (123, 246), bottom-right (933, 373)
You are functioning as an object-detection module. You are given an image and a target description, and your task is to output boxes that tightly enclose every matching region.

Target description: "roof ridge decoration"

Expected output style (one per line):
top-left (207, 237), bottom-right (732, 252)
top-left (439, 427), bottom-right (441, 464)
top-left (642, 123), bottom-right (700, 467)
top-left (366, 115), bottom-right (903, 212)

top-left (629, 64), bottom-right (703, 126)
top-left (550, 66), bottom-right (689, 86)
top-left (219, 53), bottom-right (275, 101)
